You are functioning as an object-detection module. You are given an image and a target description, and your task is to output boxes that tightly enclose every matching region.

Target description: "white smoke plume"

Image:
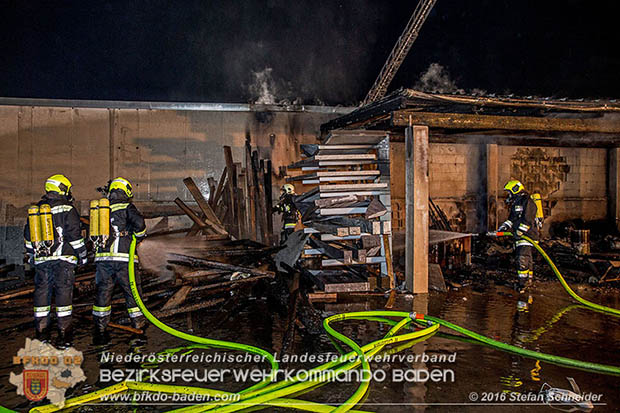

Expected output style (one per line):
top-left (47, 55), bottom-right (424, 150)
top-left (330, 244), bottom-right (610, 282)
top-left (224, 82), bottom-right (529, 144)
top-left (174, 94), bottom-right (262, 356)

top-left (249, 68), bottom-right (278, 104)
top-left (415, 63), bottom-right (465, 94)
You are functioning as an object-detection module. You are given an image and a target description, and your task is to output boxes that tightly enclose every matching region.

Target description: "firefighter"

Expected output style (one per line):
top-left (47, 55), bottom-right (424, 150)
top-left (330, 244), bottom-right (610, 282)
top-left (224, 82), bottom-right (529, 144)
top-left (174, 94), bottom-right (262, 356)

top-left (497, 179), bottom-right (540, 292)
top-left (24, 174), bottom-right (87, 347)
top-left (92, 177), bottom-right (147, 343)
top-left (272, 184), bottom-right (299, 244)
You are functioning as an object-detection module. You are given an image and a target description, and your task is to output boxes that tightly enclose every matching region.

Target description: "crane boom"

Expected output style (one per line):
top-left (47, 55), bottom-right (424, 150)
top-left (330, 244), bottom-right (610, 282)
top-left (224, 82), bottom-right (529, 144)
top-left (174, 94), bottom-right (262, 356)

top-left (363, 0), bottom-right (437, 105)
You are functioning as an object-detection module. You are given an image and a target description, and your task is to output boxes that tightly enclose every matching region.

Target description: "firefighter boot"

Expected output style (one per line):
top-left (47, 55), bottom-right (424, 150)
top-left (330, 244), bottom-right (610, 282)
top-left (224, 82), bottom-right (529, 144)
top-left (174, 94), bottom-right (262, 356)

top-left (55, 326), bottom-right (74, 349)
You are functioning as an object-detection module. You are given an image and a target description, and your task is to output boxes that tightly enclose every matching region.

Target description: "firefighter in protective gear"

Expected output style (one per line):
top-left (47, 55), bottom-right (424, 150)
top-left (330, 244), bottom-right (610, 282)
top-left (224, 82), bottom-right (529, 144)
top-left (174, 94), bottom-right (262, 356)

top-left (24, 174), bottom-right (87, 347)
top-left (272, 184), bottom-right (299, 244)
top-left (498, 179), bottom-right (540, 292)
top-left (92, 177), bottom-right (147, 341)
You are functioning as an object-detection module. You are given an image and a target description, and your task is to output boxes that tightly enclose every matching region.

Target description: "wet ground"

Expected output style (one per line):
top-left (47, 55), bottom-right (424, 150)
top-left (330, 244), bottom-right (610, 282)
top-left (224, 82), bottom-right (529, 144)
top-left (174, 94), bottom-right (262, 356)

top-left (1, 279), bottom-right (619, 412)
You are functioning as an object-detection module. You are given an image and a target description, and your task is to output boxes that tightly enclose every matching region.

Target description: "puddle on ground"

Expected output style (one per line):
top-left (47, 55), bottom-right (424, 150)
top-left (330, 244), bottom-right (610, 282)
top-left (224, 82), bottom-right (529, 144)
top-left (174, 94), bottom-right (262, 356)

top-left (1, 280), bottom-right (619, 412)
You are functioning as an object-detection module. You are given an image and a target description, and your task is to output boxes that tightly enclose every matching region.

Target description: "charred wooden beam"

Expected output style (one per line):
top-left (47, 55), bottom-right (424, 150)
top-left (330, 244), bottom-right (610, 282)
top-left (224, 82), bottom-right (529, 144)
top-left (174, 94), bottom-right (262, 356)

top-left (154, 298), bottom-right (225, 318)
top-left (183, 177), bottom-right (228, 235)
top-left (392, 110), bottom-right (620, 133)
top-left (168, 253), bottom-right (275, 277)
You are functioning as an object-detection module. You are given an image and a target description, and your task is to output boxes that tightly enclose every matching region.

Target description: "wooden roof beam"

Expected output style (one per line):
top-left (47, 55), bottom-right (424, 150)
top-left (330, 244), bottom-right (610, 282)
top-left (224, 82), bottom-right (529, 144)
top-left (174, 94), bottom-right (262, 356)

top-left (392, 110), bottom-right (620, 133)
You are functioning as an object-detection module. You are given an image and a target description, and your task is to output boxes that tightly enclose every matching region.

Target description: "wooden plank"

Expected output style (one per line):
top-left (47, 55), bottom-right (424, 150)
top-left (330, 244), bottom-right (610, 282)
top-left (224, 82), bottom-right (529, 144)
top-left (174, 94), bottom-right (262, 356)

top-left (319, 183), bottom-right (387, 192)
top-left (302, 175), bottom-right (379, 184)
top-left (314, 195), bottom-right (359, 208)
top-left (372, 221), bottom-right (382, 234)
top-left (169, 253), bottom-right (276, 278)
top-left (254, 153), bottom-right (270, 243)
top-left (382, 221), bottom-right (392, 234)
top-left (349, 227), bottom-right (361, 236)
top-left (264, 159), bottom-right (274, 245)
top-left (343, 250), bottom-right (353, 264)
top-left (383, 234), bottom-right (395, 290)
top-left (183, 177), bottom-right (227, 234)
top-left (207, 177), bottom-right (217, 204)
top-left (174, 198), bottom-right (208, 230)
top-left (293, 160), bottom-right (377, 169)
top-left (318, 144), bottom-right (376, 150)
top-left (365, 198), bottom-right (388, 218)
top-left (392, 110), bottom-right (620, 133)
top-left (324, 282), bottom-right (370, 293)
top-left (161, 285), bottom-right (193, 310)
top-left (234, 162), bottom-right (244, 238)
top-left (155, 298), bottom-right (225, 318)
top-left (319, 207), bottom-right (367, 216)
top-left (308, 292), bottom-right (338, 303)
top-left (245, 142), bottom-right (257, 240)
top-left (320, 233), bottom-right (369, 241)
top-left (223, 146), bottom-right (238, 238)
top-left (212, 167), bottom-right (228, 208)
top-left (319, 191), bottom-right (389, 198)
top-left (314, 154), bottom-right (377, 161)
top-left (322, 257), bottom-right (386, 266)
top-left (337, 228), bottom-right (350, 237)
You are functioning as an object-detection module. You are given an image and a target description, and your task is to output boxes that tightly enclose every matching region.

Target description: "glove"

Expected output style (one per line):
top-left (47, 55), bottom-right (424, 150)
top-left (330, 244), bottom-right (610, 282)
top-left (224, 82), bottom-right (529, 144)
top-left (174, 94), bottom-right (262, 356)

top-left (514, 230), bottom-right (524, 239)
top-left (26, 253), bottom-right (34, 266)
top-left (498, 223), bottom-right (509, 232)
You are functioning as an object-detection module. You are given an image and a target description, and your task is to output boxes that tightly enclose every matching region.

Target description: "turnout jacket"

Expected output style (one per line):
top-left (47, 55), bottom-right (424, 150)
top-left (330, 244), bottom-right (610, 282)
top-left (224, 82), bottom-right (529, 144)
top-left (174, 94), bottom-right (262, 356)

top-left (24, 192), bottom-right (87, 265)
top-left (500, 193), bottom-right (540, 244)
top-left (273, 194), bottom-right (299, 229)
top-left (95, 192), bottom-right (146, 262)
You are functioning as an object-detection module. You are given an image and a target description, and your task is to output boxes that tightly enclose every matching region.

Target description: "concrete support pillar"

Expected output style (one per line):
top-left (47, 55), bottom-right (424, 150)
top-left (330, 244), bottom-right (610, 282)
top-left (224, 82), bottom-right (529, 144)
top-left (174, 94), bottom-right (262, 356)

top-left (486, 144), bottom-right (499, 231)
top-left (405, 125), bottom-right (429, 294)
top-left (608, 147), bottom-right (620, 232)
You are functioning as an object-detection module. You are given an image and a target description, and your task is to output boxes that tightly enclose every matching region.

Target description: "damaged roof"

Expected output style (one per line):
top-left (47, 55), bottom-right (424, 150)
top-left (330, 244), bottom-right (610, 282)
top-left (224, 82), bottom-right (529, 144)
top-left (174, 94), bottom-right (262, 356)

top-left (321, 89), bottom-right (620, 147)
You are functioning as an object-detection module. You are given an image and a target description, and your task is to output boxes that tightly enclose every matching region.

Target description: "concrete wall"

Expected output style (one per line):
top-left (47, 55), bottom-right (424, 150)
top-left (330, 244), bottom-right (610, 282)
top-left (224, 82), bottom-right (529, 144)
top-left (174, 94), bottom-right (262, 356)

top-left (391, 142), bottom-right (609, 233)
top-left (0, 104), bottom-right (347, 264)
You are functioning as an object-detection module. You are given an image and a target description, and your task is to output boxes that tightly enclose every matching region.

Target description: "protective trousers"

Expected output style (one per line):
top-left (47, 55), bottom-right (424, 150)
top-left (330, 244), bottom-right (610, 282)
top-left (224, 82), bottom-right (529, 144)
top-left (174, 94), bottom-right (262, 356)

top-left (516, 245), bottom-right (533, 285)
top-left (33, 261), bottom-right (75, 333)
top-left (280, 227), bottom-right (295, 245)
top-left (93, 261), bottom-right (146, 331)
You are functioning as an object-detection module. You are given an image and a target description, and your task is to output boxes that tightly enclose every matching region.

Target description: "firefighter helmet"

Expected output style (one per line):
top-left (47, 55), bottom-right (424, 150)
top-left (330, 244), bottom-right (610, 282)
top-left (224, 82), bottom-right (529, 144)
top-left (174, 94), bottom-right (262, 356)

top-left (109, 177), bottom-right (133, 198)
top-left (45, 174), bottom-right (72, 195)
top-left (504, 179), bottom-right (525, 195)
top-left (282, 184), bottom-right (295, 195)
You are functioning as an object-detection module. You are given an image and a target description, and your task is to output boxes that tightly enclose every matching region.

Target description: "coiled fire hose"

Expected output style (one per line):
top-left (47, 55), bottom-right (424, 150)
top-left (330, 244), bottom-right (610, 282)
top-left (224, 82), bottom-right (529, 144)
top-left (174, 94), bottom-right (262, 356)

top-left (494, 232), bottom-right (620, 316)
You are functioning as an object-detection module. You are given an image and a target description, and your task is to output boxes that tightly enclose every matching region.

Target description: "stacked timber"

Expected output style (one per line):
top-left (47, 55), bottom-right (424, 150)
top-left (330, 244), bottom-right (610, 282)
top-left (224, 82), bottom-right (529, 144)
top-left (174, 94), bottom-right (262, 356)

top-left (287, 130), bottom-right (393, 292)
top-left (175, 143), bottom-right (274, 245)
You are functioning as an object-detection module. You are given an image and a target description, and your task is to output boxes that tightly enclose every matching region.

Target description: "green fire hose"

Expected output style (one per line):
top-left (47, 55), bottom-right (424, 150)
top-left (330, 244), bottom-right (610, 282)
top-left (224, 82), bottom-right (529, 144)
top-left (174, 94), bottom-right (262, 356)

top-left (414, 314), bottom-right (620, 376)
top-left (27, 234), bottom-right (620, 413)
top-left (495, 231), bottom-right (620, 316)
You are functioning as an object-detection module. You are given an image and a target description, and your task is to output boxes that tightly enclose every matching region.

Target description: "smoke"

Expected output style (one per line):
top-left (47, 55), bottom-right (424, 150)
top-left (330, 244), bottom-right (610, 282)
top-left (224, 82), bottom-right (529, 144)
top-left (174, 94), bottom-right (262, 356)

top-left (415, 63), bottom-right (489, 96)
top-left (249, 68), bottom-right (278, 104)
top-left (415, 63), bottom-right (464, 94)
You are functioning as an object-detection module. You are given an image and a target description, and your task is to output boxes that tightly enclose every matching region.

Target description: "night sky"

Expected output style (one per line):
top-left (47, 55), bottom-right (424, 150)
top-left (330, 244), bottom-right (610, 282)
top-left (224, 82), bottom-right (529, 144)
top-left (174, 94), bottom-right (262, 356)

top-left (1, 0), bottom-right (619, 105)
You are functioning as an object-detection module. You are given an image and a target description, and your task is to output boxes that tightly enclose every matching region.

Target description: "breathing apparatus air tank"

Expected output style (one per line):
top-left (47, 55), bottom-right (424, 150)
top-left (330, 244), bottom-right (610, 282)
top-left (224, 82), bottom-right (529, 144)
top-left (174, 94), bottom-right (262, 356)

top-left (28, 205), bottom-right (43, 244)
top-left (98, 198), bottom-right (110, 242)
top-left (39, 204), bottom-right (54, 243)
top-left (89, 199), bottom-right (100, 237)
top-left (531, 193), bottom-right (544, 220)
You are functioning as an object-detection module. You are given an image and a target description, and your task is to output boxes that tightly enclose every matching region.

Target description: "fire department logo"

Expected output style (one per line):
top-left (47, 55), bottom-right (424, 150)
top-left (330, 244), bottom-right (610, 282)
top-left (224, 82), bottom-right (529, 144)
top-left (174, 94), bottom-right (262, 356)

top-left (23, 370), bottom-right (49, 401)
top-left (10, 338), bottom-right (86, 407)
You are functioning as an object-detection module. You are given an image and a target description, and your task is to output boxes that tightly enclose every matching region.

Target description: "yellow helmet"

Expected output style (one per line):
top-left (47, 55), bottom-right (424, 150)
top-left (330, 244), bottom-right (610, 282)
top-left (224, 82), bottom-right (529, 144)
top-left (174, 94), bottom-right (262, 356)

top-left (282, 184), bottom-right (295, 195)
top-left (109, 177), bottom-right (133, 198)
top-left (45, 174), bottom-right (72, 195)
top-left (504, 179), bottom-right (525, 195)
